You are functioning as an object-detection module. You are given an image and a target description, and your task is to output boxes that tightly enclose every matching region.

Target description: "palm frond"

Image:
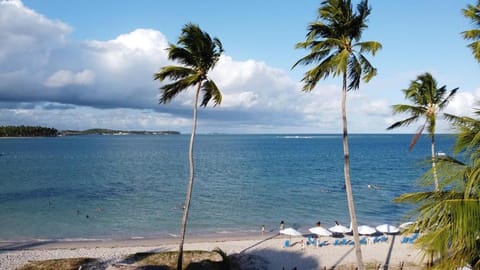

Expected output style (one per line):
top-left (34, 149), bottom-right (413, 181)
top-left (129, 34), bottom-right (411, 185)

top-left (167, 45), bottom-right (196, 67)
top-left (355, 41), bottom-right (382, 56)
top-left (347, 54), bottom-right (361, 90)
top-left (358, 53), bottom-right (377, 83)
top-left (467, 41), bottom-right (480, 63)
top-left (391, 104), bottom-right (426, 115)
top-left (154, 66), bottom-right (194, 82)
top-left (409, 124), bottom-right (425, 151)
top-left (292, 48), bottom-right (332, 69)
top-left (386, 115), bottom-right (419, 130)
top-left (159, 74), bottom-right (201, 104)
top-left (462, 29), bottom-right (480, 40)
top-left (200, 79), bottom-right (222, 107)
top-left (299, 54), bottom-right (336, 91)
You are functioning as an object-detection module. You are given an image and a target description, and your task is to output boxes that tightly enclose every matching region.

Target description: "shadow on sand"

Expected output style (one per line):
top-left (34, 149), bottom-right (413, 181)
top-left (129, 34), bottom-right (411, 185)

top-left (0, 240), bottom-right (56, 253)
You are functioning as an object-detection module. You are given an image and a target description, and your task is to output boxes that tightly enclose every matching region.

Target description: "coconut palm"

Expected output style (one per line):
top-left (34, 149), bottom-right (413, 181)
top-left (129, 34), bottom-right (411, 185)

top-left (154, 23), bottom-right (223, 270)
top-left (387, 73), bottom-right (458, 191)
top-left (292, 0), bottom-right (381, 268)
top-left (462, 1), bottom-right (480, 63)
top-left (395, 107), bottom-right (480, 269)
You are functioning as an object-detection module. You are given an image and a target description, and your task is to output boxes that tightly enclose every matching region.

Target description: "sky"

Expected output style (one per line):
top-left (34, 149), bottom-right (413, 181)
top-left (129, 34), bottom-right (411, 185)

top-left (1, 0), bottom-right (479, 134)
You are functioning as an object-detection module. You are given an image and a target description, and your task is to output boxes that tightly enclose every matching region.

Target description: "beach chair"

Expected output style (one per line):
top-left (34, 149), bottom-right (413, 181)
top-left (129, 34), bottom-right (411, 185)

top-left (333, 239), bottom-right (340, 246)
top-left (360, 237), bottom-right (367, 245)
top-left (318, 240), bottom-right (327, 247)
top-left (371, 236), bottom-right (380, 244)
top-left (408, 233), bottom-right (418, 243)
top-left (341, 238), bottom-right (348, 245)
top-left (284, 240), bottom-right (290, 248)
top-left (380, 235), bottom-right (388, 242)
top-left (306, 236), bottom-right (316, 247)
top-left (400, 236), bottom-right (410, 244)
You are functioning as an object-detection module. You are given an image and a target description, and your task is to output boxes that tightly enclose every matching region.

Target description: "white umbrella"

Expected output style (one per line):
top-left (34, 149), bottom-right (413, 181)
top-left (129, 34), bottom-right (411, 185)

top-left (280, 227), bottom-right (302, 241)
top-left (399, 221), bottom-right (414, 230)
top-left (280, 227), bottom-right (302, 236)
top-left (357, 225), bottom-right (376, 235)
top-left (329, 224), bottom-right (351, 234)
top-left (309, 226), bottom-right (332, 236)
top-left (376, 224), bottom-right (400, 234)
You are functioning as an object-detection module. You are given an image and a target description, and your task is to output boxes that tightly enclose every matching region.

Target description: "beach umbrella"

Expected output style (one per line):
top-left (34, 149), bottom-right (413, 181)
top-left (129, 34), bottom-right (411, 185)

top-left (357, 225), bottom-right (376, 235)
top-left (329, 224), bottom-right (351, 234)
top-left (376, 224), bottom-right (400, 234)
top-left (280, 227), bottom-right (302, 241)
top-left (309, 226), bottom-right (332, 236)
top-left (399, 221), bottom-right (414, 231)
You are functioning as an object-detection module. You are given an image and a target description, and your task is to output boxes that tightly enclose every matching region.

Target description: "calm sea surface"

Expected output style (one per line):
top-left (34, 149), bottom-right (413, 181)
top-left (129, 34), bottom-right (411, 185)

top-left (0, 134), bottom-right (455, 241)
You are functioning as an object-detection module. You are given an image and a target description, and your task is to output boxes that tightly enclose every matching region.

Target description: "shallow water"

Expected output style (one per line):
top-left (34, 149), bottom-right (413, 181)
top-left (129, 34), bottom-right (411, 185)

top-left (0, 134), bottom-right (455, 241)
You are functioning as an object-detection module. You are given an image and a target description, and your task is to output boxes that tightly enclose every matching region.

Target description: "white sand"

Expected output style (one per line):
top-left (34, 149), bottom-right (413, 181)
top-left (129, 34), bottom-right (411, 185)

top-left (0, 234), bottom-right (425, 269)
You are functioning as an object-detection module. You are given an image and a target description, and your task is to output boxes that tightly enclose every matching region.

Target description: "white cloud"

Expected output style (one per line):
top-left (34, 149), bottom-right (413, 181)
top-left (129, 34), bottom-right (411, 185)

top-left (0, 0), bottom-right (70, 68)
top-left (359, 99), bottom-right (390, 116)
top-left (3, 0), bottom-right (475, 133)
top-left (0, 102), bottom-right (191, 131)
top-left (221, 91), bottom-right (258, 108)
top-left (444, 88), bottom-right (480, 117)
top-left (44, 69), bottom-right (95, 88)
top-left (85, 28), bottom-right (169, 74)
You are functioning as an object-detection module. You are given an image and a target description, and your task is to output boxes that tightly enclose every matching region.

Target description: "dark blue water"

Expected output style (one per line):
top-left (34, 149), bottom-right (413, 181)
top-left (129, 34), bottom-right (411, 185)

top-left (0, 134), bottom-right (455, 241)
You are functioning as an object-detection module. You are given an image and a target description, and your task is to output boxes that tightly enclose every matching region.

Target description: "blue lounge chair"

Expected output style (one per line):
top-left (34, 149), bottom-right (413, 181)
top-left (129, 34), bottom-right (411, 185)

top-left (380, 235), bottom-right (388, 242)
top-left (333, 239), bottom-right (340, 246)
top-left (360, 237), bottom-right (367, 245)
top-left (401, 236), bottom-right (410, 244)
top-left (284, 240), bottom-right (290, 248)
top-left (408, 233), bottom-right (418, 243)
top-left (341, 238), bottom-right (348, 245)
top-left (306, 236), bottom-right (317, 247)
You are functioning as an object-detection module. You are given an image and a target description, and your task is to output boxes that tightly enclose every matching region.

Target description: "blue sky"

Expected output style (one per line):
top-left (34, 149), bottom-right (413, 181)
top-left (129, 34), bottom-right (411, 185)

top-left (1, 0), bottom-right (479, 133)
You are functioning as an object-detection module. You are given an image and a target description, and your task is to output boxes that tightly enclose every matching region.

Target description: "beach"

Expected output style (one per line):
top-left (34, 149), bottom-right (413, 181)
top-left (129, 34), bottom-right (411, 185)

top-left (0, 233), bottom-right (425, 269)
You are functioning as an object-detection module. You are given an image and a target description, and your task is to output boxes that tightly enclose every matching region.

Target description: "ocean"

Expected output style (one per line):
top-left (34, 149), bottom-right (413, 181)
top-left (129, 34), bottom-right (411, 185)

top-left (0, 134), bottom-right (455, 242)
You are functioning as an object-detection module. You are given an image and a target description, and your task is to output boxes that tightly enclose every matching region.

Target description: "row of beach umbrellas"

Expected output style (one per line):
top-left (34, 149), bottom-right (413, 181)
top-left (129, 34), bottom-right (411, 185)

top-left (280, 222), bottom-right (409, 238)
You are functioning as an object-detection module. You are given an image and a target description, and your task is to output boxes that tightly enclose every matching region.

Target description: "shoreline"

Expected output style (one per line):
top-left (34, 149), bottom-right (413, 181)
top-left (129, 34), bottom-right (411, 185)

top-left (0, 232), bottom-right (425, 269)
top-left (0, 231), bottom-right (277, 250)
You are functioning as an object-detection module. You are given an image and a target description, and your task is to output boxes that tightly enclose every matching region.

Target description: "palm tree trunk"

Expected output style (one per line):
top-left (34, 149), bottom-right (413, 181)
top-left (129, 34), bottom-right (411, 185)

top-left (342, 73), bottom-right (364, 270)
top-left (177, 83), bottom-right (201, 270)
top-left (431, 134), bottom-right (439, 191)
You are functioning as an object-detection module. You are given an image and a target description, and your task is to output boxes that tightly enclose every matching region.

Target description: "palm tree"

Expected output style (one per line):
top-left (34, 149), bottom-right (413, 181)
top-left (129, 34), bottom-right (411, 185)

top-left (154, 23), bottom-right (223, 270)
top-left (387, 72), bottom-right (458, 191)
top-left (293, 0), bottom-right (381, 268)
top-left (462, 1), bottom-right (480, 63)
top-left (395, 107), bottom-right (480, 269)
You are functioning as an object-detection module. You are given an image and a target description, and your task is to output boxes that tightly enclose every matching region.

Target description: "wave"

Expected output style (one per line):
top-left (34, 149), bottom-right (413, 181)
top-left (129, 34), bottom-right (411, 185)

top-left (279, 135), bottom-right (339, 139)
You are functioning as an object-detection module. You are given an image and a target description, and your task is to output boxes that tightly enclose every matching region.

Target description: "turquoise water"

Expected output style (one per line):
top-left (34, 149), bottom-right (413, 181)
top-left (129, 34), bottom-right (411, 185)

top-left (0, 134), bottom-right (455, 241)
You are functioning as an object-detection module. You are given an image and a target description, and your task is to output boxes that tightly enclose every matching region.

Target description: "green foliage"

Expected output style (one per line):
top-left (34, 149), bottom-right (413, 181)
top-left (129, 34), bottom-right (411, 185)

top-left (154, 23), bottom-right (223, 107)
top-left (0, 125), bottom-right (58, 137)
top-left (387, 72), bottom-right (458, 140)
top-left (18, 258), bottom-right (99, 270)
top-left (395, 105), bottom-right (480, 269)
top-left (293, 0), bottom-right (382, 92)
top-left (462, 1), bottom-right (480, 63)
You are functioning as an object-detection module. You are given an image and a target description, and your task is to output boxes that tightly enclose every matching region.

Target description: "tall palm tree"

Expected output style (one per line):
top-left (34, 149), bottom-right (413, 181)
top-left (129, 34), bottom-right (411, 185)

top-left (462, 1), bottom-right (480, 63)
top-left (154, 23), bottom-right (223, 270)
top-left (293, 0), bottom-right (381, 268)
top-left (387, 72), bottom-right (458, 191)
top-left (395, 107), bottom-right (480, 269)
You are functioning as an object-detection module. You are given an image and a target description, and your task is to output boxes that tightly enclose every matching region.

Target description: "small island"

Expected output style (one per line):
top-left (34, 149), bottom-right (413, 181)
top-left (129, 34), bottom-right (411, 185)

top-left (0, 126), bottom-right (180, 137)
top-left (0, 125), bottom-right (58, 137)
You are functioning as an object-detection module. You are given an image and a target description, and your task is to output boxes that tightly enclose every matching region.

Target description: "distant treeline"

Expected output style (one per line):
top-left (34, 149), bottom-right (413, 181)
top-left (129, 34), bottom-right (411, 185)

top-left (0, 125), bottom-right (58, 137)
top-left (60, 128), bottom-right (180, 136)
